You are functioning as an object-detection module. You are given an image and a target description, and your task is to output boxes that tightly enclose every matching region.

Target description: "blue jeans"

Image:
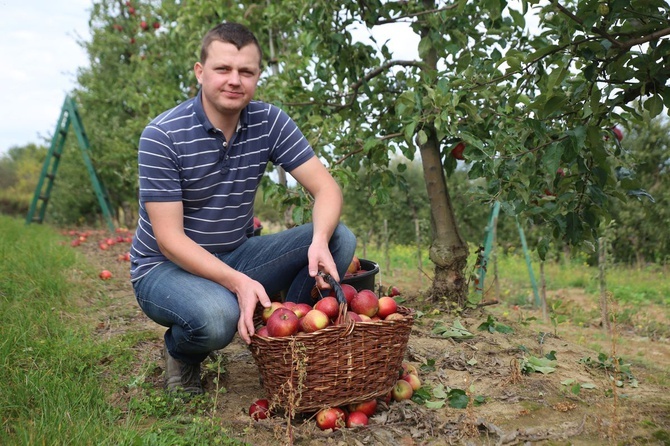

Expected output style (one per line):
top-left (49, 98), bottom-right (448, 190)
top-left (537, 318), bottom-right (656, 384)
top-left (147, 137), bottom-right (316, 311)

top-left (132, 223), bottom-right (356, 364)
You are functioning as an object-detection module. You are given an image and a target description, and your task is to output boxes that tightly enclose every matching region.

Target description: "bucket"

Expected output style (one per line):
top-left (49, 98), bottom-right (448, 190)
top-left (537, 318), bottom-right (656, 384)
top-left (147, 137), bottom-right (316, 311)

top-left (341, 258), bottom-right (379, 292)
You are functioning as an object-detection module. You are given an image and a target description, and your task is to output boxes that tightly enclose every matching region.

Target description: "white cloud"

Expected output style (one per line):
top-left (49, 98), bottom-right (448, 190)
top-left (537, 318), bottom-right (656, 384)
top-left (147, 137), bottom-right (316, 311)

top-left (0, 0), bottom-right (92, 154)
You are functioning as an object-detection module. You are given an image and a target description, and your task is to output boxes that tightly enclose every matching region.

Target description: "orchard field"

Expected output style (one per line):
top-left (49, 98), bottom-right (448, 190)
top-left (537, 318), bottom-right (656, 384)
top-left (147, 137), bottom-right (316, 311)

top-left (2, 216), bottom-right (669, 445)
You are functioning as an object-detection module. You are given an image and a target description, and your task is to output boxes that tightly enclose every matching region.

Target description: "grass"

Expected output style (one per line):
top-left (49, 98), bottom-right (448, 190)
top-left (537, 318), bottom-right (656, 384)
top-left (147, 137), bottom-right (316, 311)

top-left (0, 215), bottom-right (245, 446)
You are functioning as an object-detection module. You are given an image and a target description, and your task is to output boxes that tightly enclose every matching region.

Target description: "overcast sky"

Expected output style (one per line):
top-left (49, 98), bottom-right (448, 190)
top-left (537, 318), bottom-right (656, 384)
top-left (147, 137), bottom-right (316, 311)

top-left (0, 1), bottom-right (421, 157)
top-left (0, 0), bottom-right (92, 156)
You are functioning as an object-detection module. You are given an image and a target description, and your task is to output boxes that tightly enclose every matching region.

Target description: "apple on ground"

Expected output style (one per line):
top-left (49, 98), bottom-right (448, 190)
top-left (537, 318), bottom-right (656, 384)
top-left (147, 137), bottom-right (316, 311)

top-left (350, 289), bottom-right (379, 317)
top-left (402, 373), bottom-right (422, 391)
top-left (266, 308), bottom-right (299, 337)
top-left (315, 407), bottom-right (346, 430)
top-left (377, 296), bottom-right (398, 319)
top-left (99, 270), bottom-right (112, 280)
top-left (347, 399), bottom-right (377, 417)
top-left (98, 242), bottom-right (109, 250)
top-left (387, 285), bottom-right (400, 297)
top-left (248, 398), bottom-right (270, 420)
top-left (299, 309), bottom-right (330, 333)
top-left (262, 301), bottom-right (285, 323)
top-left (401, 362), bottom-right (419, 377)
top-left (392, 379), bottom-right (414, 401)
top-left (346, 411), bottom-right (369, 428)
top-left (314, 296), bottom-right (339, 319)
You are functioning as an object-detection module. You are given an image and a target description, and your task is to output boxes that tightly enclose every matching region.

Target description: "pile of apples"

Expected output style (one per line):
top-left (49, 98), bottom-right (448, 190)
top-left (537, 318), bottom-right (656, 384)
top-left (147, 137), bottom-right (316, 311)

top-left (254, 283), bottom-right (404, 338)
top-left (248, 361), bottom-right (422, 429)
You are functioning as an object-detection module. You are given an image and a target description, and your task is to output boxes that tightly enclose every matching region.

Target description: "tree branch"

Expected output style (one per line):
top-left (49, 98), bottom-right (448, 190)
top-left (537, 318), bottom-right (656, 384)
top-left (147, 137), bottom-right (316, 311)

top-left (552, 0), bottom-right (624, 48)
top-left (620, 26), bottom-right (670, 50)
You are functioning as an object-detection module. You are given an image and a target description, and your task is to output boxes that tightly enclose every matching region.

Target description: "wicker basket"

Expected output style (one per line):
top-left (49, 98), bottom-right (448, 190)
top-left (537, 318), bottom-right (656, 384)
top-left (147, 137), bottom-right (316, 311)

top-left (249, 274), bottom-right (414, 413)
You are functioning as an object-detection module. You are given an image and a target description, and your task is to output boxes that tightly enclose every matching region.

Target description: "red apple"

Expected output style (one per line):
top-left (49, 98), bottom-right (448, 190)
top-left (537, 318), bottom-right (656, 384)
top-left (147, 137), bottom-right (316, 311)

top-left (346, 411), bottom-right (369, 428)
top-left (331, 283), bottom-right (357, 305)
top-left (70, 239), bottom-right (81, 247)
top-left (314, 296), bottom-right (339, 320)
top-left (292, 303), bottom-right (313, 319)
top-left (402, 373), bottom-right (422, 391)
top-left (105, 238), bottom-right (115, 246)
top-left (358, 314), bottom-right (372, 322)
top-left (255, 326), bottom-right (269, 337)
top-left (266, 308), bottom-right (299, 337)
top-left (387, 285), bottom-right (400, 297)
top-left (299, 309), bottom-right (330, 333)
top-left (253, 216), bottom-right (262, 228)
top-left (377, 296), bottom-right (398, 319)
top-left (401, 362), bottom-right (419, 376)
top-left (98, 242), bottom-right (109, 250)
top-left (99, 270), bottom-right (112, 280)
top-left (451, 141), bottom-right (465, 160)
top-left (347, 399), bottom-right (377, 417)
top-left (262, 302), bottom-right (285, 323)
top-left (140, 20), bottom-right (148, 30)
top-left (315, 407), bottom-right (346, 430)
top-left (347, 255), bottom-right (361, 274)
top-left (249, 398), bottom-right (270, 420)
top-left (611, 126), bottom-right (623, 141)
top-left (152, 21), bottom-right (160, 30)
top-left (282, 301), bottom-right (297, 310)
top-left (347, 312), bottom-right (362, 322)
top-left (350, 289), bottom-right (379, 318)
top-left (392, 379), bottom-right (413, 401)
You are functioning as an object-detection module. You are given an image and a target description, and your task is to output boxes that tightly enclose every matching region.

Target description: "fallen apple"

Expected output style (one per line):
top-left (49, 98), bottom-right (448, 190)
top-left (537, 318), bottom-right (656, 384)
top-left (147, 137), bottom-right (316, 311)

top-left (99, 270), bottom-right (112, 280)
top-left (402, 372), bottom-right (422, 391)
top-left (401, 362), bottom-right (419, 377)
top-left (347, 399), bottom-right (377, 417)
top-left (346, 411), bottom-right (369, 428)
top-left (248, 398), bottom-right (270, 420)
top-left (392, 379), bottom-right (414, 401)
top-left (315, 407), bottom-right (346, 431)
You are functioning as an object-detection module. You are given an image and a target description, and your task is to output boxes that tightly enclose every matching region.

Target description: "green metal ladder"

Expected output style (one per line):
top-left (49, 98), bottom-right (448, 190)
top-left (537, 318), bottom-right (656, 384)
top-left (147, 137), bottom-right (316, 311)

top-left (26, 95), bottom-right (115, 231)
top-left (477, 201), bottom-right (540, 306)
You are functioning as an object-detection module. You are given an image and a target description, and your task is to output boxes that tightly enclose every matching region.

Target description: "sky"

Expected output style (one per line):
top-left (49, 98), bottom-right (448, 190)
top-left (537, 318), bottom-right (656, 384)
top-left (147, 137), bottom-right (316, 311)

top-left (0, 1), bottom-right (420, 158)
top-left (0, 0), bottom-right (93, 156)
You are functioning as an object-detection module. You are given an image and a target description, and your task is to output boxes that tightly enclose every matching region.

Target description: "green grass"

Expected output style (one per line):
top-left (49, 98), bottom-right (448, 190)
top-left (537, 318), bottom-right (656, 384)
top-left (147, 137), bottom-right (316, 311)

top-left (0, 216), bottom-right (245, 446)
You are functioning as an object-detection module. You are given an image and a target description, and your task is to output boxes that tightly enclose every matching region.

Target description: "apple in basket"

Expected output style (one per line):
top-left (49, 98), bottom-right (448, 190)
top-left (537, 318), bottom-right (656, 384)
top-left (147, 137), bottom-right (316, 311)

top-left (255, 326), bottom-right (269, 337)
top-left (292, 303), bottom-right (313, 319)
top-left (299, 309), bottom-right (330, 333)
top-left (314, 295), bottom-right (339, 319)
top-left (377, 296), bottom-right (398, 319)
top-left (262, 302), bottom-right (285, 323)
top-left (315, 407), bottom-right (346, 430)
top-left (385, 312), bottom-right (405, 321)
top-left (266, 308), bottom-right (299, 337)
top-left (347, 399), bottom-right (377, 417)
top-left (331, 283), bottom-right (357, 305)
top-left (350, 289), bottom-right (379, 318)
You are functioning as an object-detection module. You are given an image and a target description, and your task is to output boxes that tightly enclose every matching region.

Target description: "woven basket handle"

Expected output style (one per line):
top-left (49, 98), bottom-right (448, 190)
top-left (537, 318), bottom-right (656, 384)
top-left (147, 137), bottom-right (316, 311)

top-left (316, 271), bottom-right (347, 306)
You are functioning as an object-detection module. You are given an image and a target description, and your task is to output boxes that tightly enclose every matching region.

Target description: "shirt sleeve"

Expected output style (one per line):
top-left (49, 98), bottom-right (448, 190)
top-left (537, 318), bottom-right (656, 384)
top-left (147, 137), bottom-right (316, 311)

top-left (266, 105), bottom-right (315, 172)
top-left (137, 124), bottom-right (183, 202)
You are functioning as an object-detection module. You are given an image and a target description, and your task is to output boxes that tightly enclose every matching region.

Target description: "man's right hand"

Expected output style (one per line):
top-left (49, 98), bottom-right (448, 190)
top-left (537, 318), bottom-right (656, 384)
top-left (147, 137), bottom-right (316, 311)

top-left (229, 273), bottom-right (271, 345)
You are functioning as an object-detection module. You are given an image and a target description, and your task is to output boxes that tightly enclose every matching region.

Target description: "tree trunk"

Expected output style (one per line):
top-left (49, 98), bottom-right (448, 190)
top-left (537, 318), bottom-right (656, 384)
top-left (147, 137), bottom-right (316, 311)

top-left (418, 0), bottom-right (469, 305)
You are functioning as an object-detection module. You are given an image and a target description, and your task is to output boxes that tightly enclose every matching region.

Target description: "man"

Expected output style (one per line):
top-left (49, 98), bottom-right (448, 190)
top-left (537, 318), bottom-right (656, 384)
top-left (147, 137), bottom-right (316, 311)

top-left (129, 22), bottom-right (356, 395)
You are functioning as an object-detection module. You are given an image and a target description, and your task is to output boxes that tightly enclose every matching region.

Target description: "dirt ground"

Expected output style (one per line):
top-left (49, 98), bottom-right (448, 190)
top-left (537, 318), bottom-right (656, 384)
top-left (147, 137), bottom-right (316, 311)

top-left (70, 229), bottom-right (670, 445)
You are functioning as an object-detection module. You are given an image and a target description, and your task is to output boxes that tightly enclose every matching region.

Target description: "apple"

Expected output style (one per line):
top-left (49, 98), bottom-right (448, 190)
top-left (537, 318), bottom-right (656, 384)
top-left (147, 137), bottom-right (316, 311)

top-left (401, 362), bottom-right (418, 377)
top-left (105, 238), bottom-right (115, 245)
top-left (98, 242), bottom-right (109, 250)
top-left (611, 126), bottom-right (623, 141)
top-left (314, 296), bottom-right (339, 320)
top-left (402, 373), bottom-right (422, 391)
top-left (377, 296), bottom-right (398, 319)
top-left (392, 379), bottom-right (414, 401)
top-left (299, 309), bottom-right (330, 333)
top-left (346, 411), bottom-right (369, 428)
top-left (347, 312), bottom-right (362, 322)
top-left (315, 407), bottom-right (346, 430)
top-left (255, 326), bottom-right (269, 337)
top-left (350, 289), bottom-right (379, 318)
top-left (70, 239), bottom-right (81, 247)
top-left (266, 308), bottom-right (299, 337)
top-left (128, 6), bottom-right (136, 14)
top-left (292, 303), bottom-right (313, 319)
top-left (113, 24), bottom-right (123, 32)
top-left (140, 21), bottom-right (148, 30)
top-left (451, 141), bottom-right (465, 160)
top-left (99, 270), bottom-right (112, 280)
top-left (249, 398), bottom-right (270, 420)
top-left (347, 255), bottom-right (361, 274)
top-left (262, 302), bottom-right (285, 323)
top-left (385, 312), bottom-right (405, 321)
top-left (347, 399), bottom-right (377, 417)
top-left (282, 301), bottom-right (297, 311)
top-left (387, 285), bottom-right (400, 297)
top-left (331, 283), bottom-right (357, 305)
top-left (253, 216), bottom-right (262, 228)
top-left (358, 314), bottom-right (372, 322)
top-left (152, 21), bottom-right (160, 30)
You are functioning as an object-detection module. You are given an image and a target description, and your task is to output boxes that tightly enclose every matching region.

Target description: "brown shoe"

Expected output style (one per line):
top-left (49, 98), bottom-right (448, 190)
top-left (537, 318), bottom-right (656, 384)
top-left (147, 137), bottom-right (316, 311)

top-left (163, 344), bottom-right (204, 395)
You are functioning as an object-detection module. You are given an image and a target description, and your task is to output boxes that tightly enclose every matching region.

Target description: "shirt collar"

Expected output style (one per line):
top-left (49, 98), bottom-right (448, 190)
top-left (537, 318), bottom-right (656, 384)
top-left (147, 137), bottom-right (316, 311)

top-left (194, 89), bottom-right (248, 134)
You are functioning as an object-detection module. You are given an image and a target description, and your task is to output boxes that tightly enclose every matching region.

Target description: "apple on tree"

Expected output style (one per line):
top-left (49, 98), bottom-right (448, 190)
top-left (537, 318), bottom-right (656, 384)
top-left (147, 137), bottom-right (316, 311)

top-left (450, 141), bottom-right (466, 160)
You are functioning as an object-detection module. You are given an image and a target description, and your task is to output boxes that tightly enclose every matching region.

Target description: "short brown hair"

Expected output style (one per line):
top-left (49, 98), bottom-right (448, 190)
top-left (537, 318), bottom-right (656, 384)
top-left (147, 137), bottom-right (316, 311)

top-left (200, 22), bottom-right (263, 68)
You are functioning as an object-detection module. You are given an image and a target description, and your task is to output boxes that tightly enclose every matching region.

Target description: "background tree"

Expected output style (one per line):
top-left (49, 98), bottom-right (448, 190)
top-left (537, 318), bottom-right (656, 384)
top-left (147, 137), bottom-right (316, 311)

top-left (67, 0), bottom-right (669, 306)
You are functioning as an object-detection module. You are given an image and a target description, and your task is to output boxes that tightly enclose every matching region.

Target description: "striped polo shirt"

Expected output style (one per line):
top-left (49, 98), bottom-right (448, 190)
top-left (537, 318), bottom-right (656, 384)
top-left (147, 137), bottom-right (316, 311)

top-left (129, 91), bottom-right (314, 282)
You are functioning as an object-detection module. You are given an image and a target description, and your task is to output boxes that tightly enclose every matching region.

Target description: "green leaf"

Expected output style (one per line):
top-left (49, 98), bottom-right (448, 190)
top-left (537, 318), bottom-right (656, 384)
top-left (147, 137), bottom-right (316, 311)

top-left (432, 384), bottom-right (449, 399)
top-left (644, 95), bottom-right (663, 118)
top-left (425, 400), bottom-right (446, 409)
top-left (448, 389), bottom-right (469, 409)
top-left (542, 143), bottom-right (563, 176)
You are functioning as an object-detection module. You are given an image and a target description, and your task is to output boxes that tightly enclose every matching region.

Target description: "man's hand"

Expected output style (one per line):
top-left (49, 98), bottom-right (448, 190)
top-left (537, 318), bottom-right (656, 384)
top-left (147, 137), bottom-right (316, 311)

top-left (230, 274), bottom-right (271, 345)
top-left (308, 241), bottom-right (340, 290)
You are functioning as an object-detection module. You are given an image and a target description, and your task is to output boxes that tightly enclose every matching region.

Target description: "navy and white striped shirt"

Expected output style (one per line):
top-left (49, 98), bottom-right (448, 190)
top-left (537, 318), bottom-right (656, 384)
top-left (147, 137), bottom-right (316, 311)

top-left (130, 91), bottom-right (314, 282)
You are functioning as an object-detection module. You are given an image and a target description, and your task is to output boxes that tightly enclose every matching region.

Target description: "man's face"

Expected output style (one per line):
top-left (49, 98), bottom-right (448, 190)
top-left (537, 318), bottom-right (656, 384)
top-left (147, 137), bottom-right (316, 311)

top-left (194, 41), bottom-right (262, 118)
